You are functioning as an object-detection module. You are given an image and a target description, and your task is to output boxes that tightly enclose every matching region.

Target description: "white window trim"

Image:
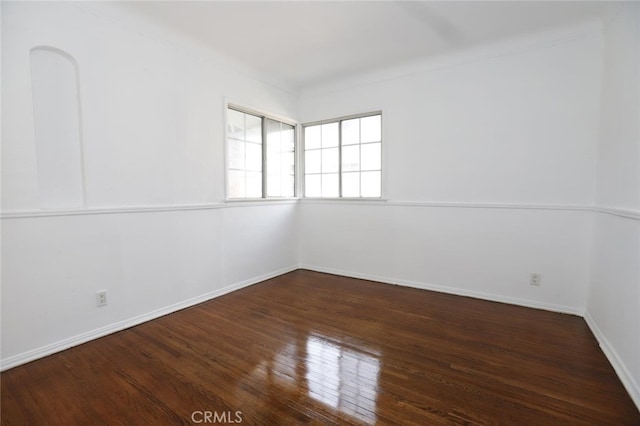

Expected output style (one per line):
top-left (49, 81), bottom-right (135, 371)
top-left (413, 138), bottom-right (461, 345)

top-left (223, 98), bottom-right (299, 202)
top-left (302, 110), bottom-right (384, 199)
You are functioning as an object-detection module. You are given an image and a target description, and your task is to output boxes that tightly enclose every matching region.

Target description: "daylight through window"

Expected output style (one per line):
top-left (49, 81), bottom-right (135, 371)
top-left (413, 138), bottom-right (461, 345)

top-left (227, 106), bottom-right (295, 199)
top-left (304, 113), bottom-right (381, 198)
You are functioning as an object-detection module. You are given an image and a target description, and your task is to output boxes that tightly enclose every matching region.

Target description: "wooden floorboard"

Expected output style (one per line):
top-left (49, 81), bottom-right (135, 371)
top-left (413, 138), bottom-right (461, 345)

top-left (2, 270), bottom-right (639, 425)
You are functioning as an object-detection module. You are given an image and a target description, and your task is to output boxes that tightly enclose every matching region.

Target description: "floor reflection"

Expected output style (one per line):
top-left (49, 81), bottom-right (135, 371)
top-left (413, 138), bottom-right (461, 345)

top-left (305, 334), bottom-right (380, 424)
top-left (239, 330), bottom-right (381, 424)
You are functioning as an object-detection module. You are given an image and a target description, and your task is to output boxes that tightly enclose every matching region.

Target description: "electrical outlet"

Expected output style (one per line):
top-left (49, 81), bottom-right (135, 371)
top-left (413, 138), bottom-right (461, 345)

top-left (96, 290), bottom-right (108, 307)
top-left (530, 273), bottom-right (541, 286)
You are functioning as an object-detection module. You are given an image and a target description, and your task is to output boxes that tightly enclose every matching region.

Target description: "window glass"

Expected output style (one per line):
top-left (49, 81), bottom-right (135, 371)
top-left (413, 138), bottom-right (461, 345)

top-left (227, 107), bottom-right (295, 199)
top-left (361, 115), bottom-right (381, 143)
top-left (321, 123), bottom-right (339, 148)
top-left (304, 113), bottom-right (381, 198)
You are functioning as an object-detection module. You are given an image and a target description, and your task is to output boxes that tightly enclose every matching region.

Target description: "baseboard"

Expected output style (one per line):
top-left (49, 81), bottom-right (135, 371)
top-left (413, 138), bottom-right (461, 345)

top-left (300, 264), bottom-right (639, 411)
top-left (0, 265), bottom-right (298, 371)
top-left (584, 312), bottom-right (640, 410)
top-left (299, 264), bottom-right (583, 316)
top-left (4, 264), bottom-right (638, 413)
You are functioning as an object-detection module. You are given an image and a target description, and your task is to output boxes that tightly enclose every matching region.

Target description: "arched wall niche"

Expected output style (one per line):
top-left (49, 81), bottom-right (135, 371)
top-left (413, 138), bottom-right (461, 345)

top-left (29, 45), bottom-right (86, 209)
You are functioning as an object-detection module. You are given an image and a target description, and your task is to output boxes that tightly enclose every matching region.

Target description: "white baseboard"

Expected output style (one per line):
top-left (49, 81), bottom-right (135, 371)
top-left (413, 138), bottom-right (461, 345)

top-left (301, 264), bottom-right (640, 411)
top-left (5, 263), bottom-right (638, 414)
top-left (0, 265), bottom-right (298, 371)
top-left (299, 264), bottom-right (583, 316)
top-left (584, 312), bottom-right (640, 410)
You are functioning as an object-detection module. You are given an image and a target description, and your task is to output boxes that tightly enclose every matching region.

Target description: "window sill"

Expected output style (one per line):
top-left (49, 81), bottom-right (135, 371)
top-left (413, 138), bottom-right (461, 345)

top-left (300, 197), bottom-right (388, 204)
top-left (224, 198), bottom-right (299, 206)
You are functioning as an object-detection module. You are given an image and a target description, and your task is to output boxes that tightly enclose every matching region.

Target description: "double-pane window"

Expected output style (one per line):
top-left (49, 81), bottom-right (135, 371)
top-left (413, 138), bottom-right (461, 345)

top-left (304, 113), bottom-right (381, 198)
top-left (227, 106), bottom-right (295, 199)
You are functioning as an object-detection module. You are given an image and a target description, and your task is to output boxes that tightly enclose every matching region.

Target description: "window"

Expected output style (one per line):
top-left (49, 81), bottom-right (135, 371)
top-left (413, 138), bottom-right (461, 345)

top-left (227, 106), bottom-right (295, 199)
top-left (303, 112), bottom-right (382, 198)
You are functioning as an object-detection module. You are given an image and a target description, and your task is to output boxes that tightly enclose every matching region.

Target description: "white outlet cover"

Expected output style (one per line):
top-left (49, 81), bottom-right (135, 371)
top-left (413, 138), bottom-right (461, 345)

top-left (96, 291), bottom-right (108, 307)
top-left (530, 273), bottom-right (541, 286)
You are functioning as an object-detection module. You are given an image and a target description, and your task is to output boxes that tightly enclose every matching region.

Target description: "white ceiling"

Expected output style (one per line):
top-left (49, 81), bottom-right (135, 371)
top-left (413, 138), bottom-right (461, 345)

top-left (122, 1), bottom-right (620, 90)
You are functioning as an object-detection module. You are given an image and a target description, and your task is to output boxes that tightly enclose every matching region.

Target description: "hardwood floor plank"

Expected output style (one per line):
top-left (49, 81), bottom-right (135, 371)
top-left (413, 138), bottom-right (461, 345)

top-left (2, 270), bottom-right (638, 425)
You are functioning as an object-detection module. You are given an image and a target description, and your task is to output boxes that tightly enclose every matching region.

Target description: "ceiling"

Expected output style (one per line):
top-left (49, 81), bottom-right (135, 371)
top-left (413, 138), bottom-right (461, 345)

top-left (122, 1), bottom-right (620, 90)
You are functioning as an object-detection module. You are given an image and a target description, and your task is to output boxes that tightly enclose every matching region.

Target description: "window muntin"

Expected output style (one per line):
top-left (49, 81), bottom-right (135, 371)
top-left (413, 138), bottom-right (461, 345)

top-left (227, 106), bottom-right (295, 199)
top-left (303, 113), bottom-right (381, 198)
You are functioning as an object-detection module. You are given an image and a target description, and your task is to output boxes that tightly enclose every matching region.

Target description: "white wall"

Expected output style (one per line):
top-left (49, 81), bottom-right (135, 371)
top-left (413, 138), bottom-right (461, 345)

top-left (300, 202), bottom-right (593, 313)
top-left (2, 2), bottom-right (295, 209)
top-left (586, 3), bottom-right (640, 408)
top-left (298, 24), bottom-right (604, 314)
top-left (1, 2), bottom-right (298, 368)
top-left (2, 4), bottom-right (638, 414)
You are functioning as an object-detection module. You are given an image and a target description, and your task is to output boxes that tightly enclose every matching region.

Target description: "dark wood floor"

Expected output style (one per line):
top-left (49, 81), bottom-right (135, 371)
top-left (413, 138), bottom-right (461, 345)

top-left (2, 270), bottom-right (639, 425)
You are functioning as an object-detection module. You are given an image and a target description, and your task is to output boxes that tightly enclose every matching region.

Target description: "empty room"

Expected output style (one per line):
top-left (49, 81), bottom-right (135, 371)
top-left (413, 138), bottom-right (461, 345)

top-left (1, 0), bottom-right (639, 424)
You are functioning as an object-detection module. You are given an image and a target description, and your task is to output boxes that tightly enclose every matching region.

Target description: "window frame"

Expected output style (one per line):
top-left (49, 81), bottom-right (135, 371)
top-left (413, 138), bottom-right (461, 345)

top-left (225, 102), bottom-right (298, 201)
top-left (302, 111), bottom-right (383, 199)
